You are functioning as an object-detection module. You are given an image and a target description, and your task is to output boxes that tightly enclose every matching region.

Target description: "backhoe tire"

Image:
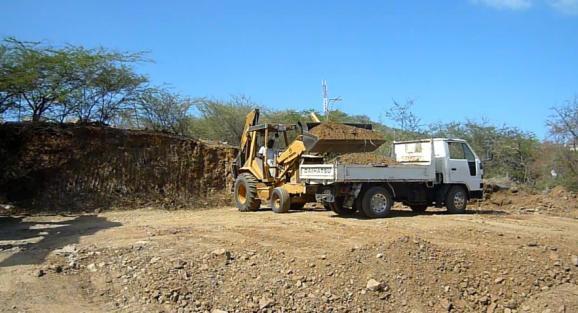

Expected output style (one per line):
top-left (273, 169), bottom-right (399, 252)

top-left (271, 187), bottom-right (290, 213)
top-left (361, 186), bottom-right (393, 218)
top-left (410, 205), bottom-right (428, 212)
top-left (234, 173), bottom-right (261, 212)
top-left (446, 186), bottom-right (468, 214)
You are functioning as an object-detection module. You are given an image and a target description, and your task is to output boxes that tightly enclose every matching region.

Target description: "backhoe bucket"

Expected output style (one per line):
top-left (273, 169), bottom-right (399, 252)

top-left (303, 123), bottom-right (385, 154)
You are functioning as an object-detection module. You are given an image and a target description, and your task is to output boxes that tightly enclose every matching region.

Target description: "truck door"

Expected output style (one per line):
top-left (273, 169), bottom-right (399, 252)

top-left (447, 141), bottom-right (478, 189)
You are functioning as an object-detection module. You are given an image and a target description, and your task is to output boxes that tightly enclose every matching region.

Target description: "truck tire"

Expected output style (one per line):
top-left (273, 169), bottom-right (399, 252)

top-left (446, 186), bottom-right (467, 214)
top-left (271, 187), bottom-right (290, 213)
top-left (234, 173), bottom-right (261, 212)
top-left (361, 186), bottom-right (393, 218)
top-left (410, 205), bottom-right (427, 212)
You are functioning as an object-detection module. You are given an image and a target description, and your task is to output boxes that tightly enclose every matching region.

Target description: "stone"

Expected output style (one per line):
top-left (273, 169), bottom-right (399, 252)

top-left (212, 248), bottom-right (232, 260)
top-left (571, 255), bottom-right (578, 267)
top-left (211, 310), bottom-right (228, 313)
top-left (87, 263), bottom-right (97, 272)
top-left (35, 269), bottom-right (45, 277)
top-left (366, 279), bottom-right (383, 291)
top-left (494, 277), bottom-right (505, 284)
top-left (259, 296), bottom-right (274, 309)
top-left (440, 298), bottom-right (452, 311)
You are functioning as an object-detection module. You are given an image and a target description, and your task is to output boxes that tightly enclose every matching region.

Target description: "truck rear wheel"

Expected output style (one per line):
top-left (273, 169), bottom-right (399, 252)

top-left (361, 186), bottom-right (392, 218)
top-left (271, 187), bottom-right (290, 213)
top-left (234, 173), bottom-right (261, 212)
top-left (446, 186), bottom-right (467, 214)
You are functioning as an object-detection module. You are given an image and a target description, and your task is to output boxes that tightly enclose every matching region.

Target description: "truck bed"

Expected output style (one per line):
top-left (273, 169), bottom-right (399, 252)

top-left (299, 162), bottom-right (436, 184)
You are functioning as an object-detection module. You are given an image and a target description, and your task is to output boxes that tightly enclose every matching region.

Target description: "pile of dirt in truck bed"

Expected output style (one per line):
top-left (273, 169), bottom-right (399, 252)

top-left (309, 122), bottom-right (384, 141)
top-left (331, 152), bottom-right (399, 165)
top-left (0, 122), bottom-right (237, 212)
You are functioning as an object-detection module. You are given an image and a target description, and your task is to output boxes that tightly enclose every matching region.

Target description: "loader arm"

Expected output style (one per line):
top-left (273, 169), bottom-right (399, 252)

top-left (233, 109), bottom-right (260, 178)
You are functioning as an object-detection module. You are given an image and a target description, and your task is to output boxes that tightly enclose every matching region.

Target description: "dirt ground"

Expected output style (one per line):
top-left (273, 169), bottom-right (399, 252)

top-left (1, 201), bottom-right (577, 313)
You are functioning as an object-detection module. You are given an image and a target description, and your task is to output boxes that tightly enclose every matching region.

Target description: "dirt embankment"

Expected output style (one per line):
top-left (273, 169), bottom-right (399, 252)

top-left (0, 122), bottom-right (237, 212)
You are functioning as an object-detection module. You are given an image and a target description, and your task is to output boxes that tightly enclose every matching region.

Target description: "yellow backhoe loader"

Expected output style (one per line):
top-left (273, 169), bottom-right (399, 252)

top-left (231, 109), bottom-right (383, 213)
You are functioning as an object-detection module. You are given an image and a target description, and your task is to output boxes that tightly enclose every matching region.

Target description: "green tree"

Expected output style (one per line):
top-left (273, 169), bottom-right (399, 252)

top-left (191, 95), bottom-right (259, 145)
top-left (0, 38), bottom-right (71, 121)
top-left (137, 88), bottom-right (193, 135)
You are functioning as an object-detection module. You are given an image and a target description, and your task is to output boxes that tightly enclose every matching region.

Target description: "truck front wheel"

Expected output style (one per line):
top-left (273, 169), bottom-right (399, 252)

top-left (446, 186), bottom-right (468, 214)
top-left (361, 186), bottom-right (393, 218)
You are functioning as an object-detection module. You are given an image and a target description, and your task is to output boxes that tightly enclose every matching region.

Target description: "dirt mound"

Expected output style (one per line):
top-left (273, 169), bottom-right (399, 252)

top-left (309, 122), bottom-right (384, 141)
top-left (331, 152), bottom-right (398, 165)
top-left (0, 122), bottom-right (237, 212)
top-left (477, 185), bottom-right (578, 218)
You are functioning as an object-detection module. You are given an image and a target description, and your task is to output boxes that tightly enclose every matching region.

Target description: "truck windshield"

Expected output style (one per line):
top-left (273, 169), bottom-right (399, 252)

top-left (449, 142), bottom-right (475, 161)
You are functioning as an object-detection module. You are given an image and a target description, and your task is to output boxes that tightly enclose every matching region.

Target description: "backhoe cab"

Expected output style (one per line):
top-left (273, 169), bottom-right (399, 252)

top-left (232, 109), bottom-right (319, 213)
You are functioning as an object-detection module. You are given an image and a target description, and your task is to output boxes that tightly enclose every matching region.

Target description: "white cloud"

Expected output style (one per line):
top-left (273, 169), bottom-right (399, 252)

top-left (472, 0), bottom-right (533, 10)
top-left (549, 0), bottom-right (578, 15)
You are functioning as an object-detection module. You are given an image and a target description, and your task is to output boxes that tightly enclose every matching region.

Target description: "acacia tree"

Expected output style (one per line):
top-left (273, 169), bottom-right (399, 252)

top-left (0, 37), bottom-right (148, 123)
top-left (62, 47), bottom-right (147, 124)
top-left (137, 88), bottom-right (193, 135)
top-left (545, 97), bottom-right (578, 189)
top-left (0, 38), bottom-right (72, 121)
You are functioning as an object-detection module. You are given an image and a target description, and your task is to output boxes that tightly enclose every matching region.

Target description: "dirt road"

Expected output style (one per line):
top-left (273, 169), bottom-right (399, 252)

top-left (1, 206), bottom-right (577, 312)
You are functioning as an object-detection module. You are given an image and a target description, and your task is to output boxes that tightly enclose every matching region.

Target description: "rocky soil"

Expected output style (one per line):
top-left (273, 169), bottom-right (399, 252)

top-left (1, 194), bottom-right (576, 313)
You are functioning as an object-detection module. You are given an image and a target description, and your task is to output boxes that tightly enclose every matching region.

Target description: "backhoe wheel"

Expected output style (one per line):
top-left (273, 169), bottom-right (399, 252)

top-left (234, 173), bottom-right (261, 212)
top-left (361, 186), bottom-right (392, 218)
top-left (446, 186), bottom-right (468, 214)
top-left (270, 187), bottom-right (290, 213)
top-left (410, 205), bottom-right (428, 212)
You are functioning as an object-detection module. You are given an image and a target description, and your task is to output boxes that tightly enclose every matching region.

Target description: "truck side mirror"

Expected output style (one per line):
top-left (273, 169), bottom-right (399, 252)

top-left (483, 152), bottom-right (494, 162)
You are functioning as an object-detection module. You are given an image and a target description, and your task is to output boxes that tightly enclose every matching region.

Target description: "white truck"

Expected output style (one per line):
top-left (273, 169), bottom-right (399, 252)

top-left (299, 138), bottom-right (484, 218)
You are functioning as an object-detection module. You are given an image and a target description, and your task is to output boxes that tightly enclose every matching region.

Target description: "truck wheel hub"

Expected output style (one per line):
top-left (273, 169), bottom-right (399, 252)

top-left (453, 191), bottom-right (465, 208)
top-left (370, 194), bottom-right (388, 213)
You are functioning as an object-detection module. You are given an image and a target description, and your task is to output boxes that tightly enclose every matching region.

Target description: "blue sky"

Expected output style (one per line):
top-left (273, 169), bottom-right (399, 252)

top-left (1, 0), bottom-right (577, 139)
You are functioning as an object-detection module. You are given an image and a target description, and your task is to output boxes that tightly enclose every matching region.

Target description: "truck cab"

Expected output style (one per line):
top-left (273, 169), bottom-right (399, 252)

top-left (393, 138), bottom-right (484, 199)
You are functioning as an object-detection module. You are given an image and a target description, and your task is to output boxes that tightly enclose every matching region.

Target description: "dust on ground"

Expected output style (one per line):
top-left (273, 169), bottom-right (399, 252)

top-left (1, 198), bottom-right (576, 313)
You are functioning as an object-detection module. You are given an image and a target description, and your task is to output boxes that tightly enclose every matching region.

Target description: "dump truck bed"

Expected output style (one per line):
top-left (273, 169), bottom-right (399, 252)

top-left (299, 162), bottom-right (436, 184)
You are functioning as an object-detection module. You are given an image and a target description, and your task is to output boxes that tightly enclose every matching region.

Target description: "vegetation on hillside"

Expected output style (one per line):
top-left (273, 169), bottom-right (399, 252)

top-left (1, 37), bottom-right (576, 190)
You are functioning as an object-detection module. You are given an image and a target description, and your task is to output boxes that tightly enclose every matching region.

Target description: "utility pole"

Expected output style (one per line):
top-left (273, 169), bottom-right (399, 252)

top-left (321, 80), bottom-right (342, 121)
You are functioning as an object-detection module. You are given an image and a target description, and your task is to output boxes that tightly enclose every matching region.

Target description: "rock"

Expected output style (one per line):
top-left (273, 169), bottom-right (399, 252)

top-left (212, 248), bottom-right (232, 260)
top-left (87, 263), bottom-right (97, 272)
top-left (440, 298), bottom-right (452, 311)
top-left (376, 253), bottom-right (384, 259)
top-left (527, 242), bottom-right (538, 247)
top-left (173, 260), bottom-right (186, 269)
top-left (34, 269), bottom-right (45, 277)
top-left (494, 277), bottom-right (505, 284)
top-left (211, 310), bottom-right (228, 313)
top-left (54, 244), bottom-right (77, 255)
top-left (366, 279), bottom-right (383, 291)
top-left (149, 256), bottom-right (161, 264)
top-left (259, 296), bottom-right (274, 309)
top-left (571, 255), bottom-right (578, 267)
top-left (487, 302), bottom-right (497, 313)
